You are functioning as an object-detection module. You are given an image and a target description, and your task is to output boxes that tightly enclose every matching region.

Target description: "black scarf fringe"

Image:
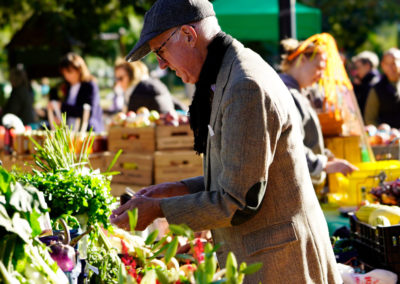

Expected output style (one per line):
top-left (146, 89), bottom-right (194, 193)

top-left (189, 32), bottom-right (233, 154)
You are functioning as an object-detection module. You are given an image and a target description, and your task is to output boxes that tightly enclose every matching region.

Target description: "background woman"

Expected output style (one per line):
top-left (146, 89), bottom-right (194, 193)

top-left (2, 65), bottom-right (35, 125)
top-left (114, 60), bottom-right (177, 113)
top-left (49, 52), bottom-right (103, 132)
top-left (279, 38), bottom-right (358, 186)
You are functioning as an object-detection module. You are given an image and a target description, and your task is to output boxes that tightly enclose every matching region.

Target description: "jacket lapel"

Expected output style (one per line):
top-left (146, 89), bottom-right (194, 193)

top-left (205, 40), bottom-right (243, 189)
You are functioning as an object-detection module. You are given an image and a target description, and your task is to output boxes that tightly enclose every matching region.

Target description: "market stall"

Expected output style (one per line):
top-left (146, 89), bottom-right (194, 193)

top-left (0, 116), bottom-right (262, 283)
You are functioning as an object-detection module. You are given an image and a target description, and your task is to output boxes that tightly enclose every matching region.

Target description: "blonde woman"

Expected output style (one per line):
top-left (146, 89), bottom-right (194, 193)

top-left (114, 60), bottom-right (175, 113)
top-left (280, 38), bottom-right (357, 186)
top-left (49, 52), bottom-right (103, 132)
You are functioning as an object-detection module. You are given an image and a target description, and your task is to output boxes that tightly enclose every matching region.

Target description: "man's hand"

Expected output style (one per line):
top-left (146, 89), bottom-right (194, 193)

top-left (325, 158), bottom-right (359, 176)
top-left (110, 196), bottom-right (163, 231)
top-left (135, 181), bottom-right (190, 198)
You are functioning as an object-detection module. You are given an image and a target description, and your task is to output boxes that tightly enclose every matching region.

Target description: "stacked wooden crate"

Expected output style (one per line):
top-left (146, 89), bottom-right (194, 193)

top-left (107, 126), bottom-right (156, 187)
top-left (106, 124), bottom-right (203, 195)
top-left (154, 124), bottom-right (203, 184)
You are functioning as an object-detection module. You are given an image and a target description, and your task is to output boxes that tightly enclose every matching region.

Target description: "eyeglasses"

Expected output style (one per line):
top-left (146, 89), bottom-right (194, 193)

top-left (115, 76), bottom-right (125, 82)
top-left (152, 27), bottom-right (181, 62)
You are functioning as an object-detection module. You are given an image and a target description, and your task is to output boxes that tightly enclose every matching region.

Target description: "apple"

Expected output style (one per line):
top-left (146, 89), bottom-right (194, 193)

top-left (136, 107), bottom-right (150, 116)
top-left (378, 123), bottom-right (391, 133)
top-left (149, 110), bottom-right (160, 122)
top-left (365, 124), bottom-right (377, 137)
top-left (112, 112), bottom-right (126, 126)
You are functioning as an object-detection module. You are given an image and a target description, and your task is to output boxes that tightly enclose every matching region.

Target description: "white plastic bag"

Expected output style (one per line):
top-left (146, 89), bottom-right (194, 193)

top-left (337, 263), bottom-right (398, 284)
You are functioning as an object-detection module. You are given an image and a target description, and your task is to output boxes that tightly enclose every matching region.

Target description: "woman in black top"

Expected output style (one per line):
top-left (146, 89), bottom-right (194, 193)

top-left (2, 65), bottom-right (35, 125)
top-left (49, 53), bottom-right (104, 132)
top-left (114, 60), bottom-right (176, 113)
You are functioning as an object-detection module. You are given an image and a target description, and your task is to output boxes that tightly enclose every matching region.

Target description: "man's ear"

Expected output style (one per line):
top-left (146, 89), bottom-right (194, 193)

top-left (181, 25), bottom-right (197, 47)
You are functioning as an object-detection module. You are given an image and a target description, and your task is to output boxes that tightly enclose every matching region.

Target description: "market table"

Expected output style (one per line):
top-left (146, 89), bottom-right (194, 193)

top-left (322, 204), bottom-right (350, 236)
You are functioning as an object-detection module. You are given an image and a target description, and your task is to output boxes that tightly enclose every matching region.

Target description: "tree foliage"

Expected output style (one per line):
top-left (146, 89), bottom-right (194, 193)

top-left (0, 0), bottom-right (156, 59)
top-left (298, 0), bottom-right (400, 54)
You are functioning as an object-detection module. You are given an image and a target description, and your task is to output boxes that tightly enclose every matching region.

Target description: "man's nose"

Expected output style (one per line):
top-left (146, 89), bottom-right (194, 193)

top-left (157, 57), bottom-right (168, 70)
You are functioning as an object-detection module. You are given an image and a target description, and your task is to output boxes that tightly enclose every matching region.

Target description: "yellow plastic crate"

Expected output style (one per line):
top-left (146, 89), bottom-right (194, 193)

top-left (328, 160), bottom-right (400, 206)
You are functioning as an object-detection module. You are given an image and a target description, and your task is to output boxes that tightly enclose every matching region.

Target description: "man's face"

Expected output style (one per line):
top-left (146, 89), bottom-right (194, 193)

top-left (381, 54), bottom-right (400, 82)
top-left (353, 60), bottom-right (371, 80)
top-left (149, 26), bottom-right (201, 84)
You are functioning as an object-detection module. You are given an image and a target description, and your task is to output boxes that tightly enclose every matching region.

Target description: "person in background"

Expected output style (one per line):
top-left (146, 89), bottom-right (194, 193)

top-left (2, 64), bottom-right (35, 125)
top-left (48, 53), bottom-right (104, 132)
top-left (351, 51), bottom-right (380, 117)
top-left (110, 0), bottom-right (341, 282)
top-left (279, 38), bottom-right (358, 187)
top-left (364, 48), bottom-right (400, 128)
top-left (114, 60), bottom-right (176, 113)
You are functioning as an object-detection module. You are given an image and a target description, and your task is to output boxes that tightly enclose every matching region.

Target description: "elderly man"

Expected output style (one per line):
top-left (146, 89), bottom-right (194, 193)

top-left (351, 51), bottom-right (380, 117)
top-left (110, 0), bottom-right (341, 282)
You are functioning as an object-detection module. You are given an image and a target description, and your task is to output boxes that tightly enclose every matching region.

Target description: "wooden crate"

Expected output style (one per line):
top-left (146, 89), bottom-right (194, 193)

top-left (324, 135), bottom-right (361, 164)
top-left (154, 150), bottom-right (203, 184)
top-left (156, 124), bottom-right (194, 150)
top-left (1, 154), bottom-right (17, 172)
top-left (108, 126), bottom-right (155, 153)
top-left (106, 153), bottom-right (153, 186)
top-left (88, 152), bottom-right (110, 172)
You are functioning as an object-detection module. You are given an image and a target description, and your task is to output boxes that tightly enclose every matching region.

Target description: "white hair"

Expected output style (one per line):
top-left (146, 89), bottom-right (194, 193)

top-left (171, 16), bottom-right (221, 43)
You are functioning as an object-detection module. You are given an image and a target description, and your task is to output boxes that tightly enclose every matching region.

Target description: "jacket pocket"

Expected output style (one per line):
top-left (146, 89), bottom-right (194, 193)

top-left (243, 221), bottom-right (298, 257)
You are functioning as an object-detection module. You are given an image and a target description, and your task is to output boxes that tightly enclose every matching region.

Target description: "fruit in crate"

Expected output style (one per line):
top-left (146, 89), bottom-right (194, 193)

top-left (366, 123), bottom-right (400, 145)
top-left (136, 106), bottom-right (150, 116)
top-left (355, 203), bottom-right (381, 222)
top-left (370, 179), bottom-right (400, 205)
top-left (149, 110), bottom-right (160, 122)
top-left (112, 112), bottom-right (127, 126)
top-left (356, 203), bottom-right (400, 226)
top-left (368, 205), bottom-right (400, 226)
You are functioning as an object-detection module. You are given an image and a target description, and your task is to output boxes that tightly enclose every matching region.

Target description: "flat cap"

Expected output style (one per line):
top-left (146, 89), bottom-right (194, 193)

top-left (126, 0), bottom-right (215, 62)
top-left (352, 51), bottom-right (379, 69)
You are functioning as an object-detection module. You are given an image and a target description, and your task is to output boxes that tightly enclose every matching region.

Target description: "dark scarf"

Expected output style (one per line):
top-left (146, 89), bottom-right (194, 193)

top-left (189, 32), bottom-right (233, 154)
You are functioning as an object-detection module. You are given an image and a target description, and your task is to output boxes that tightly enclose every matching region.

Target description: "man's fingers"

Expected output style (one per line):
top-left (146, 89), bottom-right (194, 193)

top-left (112, 200), bottom-right (132, 215)
top-left (110, 211), bottom-right (129, 230)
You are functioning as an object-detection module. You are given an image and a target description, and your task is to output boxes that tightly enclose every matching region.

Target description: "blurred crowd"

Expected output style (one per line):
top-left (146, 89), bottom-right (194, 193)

top-left (0, 52), bottom-right (188, 132)
top-left (0, 39), bottom-right (399, 138)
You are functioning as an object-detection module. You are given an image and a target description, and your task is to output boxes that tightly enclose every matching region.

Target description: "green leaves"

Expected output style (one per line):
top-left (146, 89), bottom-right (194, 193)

top-left (145, 229), bottom-right (158, 245)
top-left (18, 169), bottom-right (115, 228)
top-left (240, 262), bottom-right (263, 275)
top-left (127, 208), bottom-right (138, 231)
top-left (169, 224), bottom-right (194, 239)
top-left (164, 237), bottom-right (178, 265)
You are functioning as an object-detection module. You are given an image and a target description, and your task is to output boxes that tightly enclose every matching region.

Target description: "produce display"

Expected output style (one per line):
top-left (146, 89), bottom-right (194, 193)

top-left (111, 108), bottom-right (189, 128)
top-left (370, 179), bottom-right (400, 206)
top-left (0, 168), bottom-right (68, 283)
top-left (355, 203), bottom-right (400, 226)
top-left (366, 123), bottom-right (400, 146)
top-left (0, 116), bottom-right (261, 283)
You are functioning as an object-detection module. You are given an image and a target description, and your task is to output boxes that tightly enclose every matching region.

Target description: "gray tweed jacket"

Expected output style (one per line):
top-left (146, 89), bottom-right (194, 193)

top-left (160, 40), bottom-right (341, 284)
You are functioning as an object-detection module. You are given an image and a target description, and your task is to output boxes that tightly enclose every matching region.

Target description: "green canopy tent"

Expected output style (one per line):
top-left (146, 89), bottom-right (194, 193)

top-left (212, 0), bottom-right (321, 42)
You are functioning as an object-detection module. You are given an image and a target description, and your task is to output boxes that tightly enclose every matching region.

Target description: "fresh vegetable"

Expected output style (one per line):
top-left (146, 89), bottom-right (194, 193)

top-left (48, 219), bottom-right (76, 272)
top-left (355, 203), bottom-right (381, 222)
top-left (368, 205), bottom-right (400, 226)
top-left (18, 168), bottom-right (115, 227)
top-left (16, 115), bottom-right (119, 227)
top-left (0, 167), bottom-right (68, 283)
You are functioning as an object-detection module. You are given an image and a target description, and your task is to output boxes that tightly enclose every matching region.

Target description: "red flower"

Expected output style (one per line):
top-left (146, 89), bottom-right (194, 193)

top-left (193, 238), bottom-right (204, 263)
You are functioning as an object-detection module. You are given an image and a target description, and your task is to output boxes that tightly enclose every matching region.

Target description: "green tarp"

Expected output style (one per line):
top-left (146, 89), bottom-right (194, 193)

top-left (212, 0), bottom-right (321, 42)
